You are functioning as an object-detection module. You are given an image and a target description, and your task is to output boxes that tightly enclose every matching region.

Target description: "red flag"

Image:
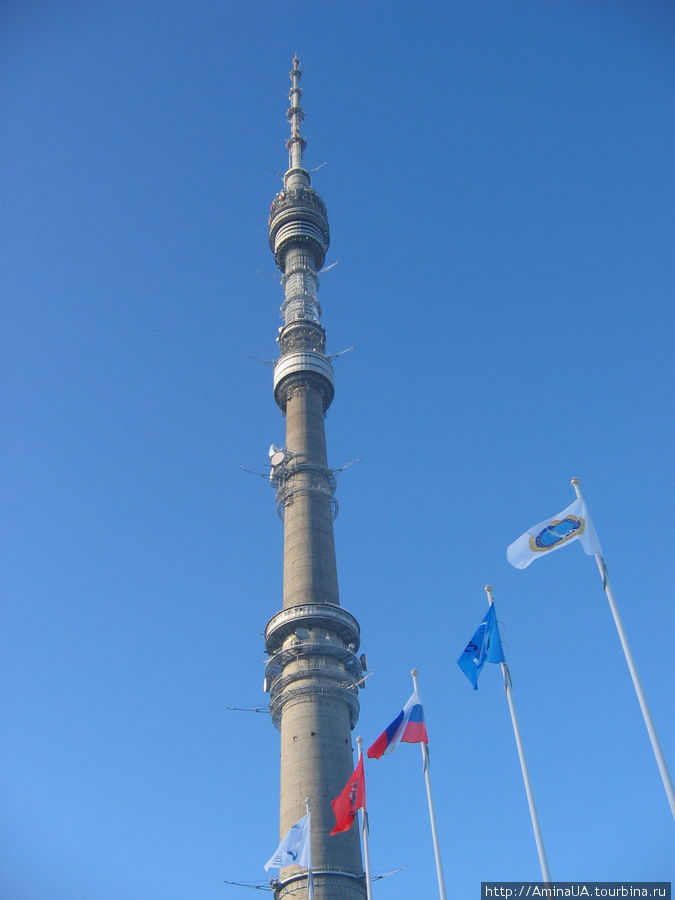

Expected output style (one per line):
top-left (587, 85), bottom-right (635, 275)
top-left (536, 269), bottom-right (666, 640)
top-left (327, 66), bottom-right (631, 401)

top-left (330, 756), bottom-right (365, 835)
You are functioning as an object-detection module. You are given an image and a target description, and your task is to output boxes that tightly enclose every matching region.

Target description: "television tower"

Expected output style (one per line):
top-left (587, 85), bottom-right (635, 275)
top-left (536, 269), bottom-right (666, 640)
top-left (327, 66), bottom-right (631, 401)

top-left (263, 57), bottom-right (367, 899)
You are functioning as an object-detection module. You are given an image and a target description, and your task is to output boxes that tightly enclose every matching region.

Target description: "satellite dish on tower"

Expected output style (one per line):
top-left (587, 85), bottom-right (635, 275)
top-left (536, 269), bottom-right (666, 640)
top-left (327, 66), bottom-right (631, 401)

top-left (268, 444), bottom-right (286, 467)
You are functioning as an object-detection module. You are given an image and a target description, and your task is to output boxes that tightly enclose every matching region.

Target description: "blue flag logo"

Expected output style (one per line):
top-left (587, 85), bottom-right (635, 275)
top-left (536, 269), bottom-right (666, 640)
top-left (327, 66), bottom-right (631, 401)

top-left (529, 515), bottom-right (584, 552)
top-left (458, 604), bottom-right (504, 690)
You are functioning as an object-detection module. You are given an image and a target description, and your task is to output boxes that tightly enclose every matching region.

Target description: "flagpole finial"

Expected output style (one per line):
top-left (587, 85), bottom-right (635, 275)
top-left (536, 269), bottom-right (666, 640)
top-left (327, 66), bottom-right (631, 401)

top-left (570, 477), bottom-right (582, 499)
top-left (571, 477), bottom-right (580, 486)
top-left (410, 668), bottom-right (420, 693)
top-left (484, 584), bottom-right (493, 593)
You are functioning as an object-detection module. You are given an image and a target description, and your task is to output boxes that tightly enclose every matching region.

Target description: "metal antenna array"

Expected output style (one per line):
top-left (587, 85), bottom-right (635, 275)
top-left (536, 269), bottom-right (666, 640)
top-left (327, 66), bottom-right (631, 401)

top-left (286, 55), bottom-right (306, 171)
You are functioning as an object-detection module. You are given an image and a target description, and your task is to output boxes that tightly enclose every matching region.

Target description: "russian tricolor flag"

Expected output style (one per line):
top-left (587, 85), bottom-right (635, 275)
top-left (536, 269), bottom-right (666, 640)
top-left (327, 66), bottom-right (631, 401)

top-left (367, 690), bottom-right (429, 759)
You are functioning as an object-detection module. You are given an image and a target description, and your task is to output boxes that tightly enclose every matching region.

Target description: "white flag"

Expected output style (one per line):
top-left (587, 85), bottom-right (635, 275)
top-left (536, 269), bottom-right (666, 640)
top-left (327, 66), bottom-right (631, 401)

top-left (264, 812), bottom-right (311, 871)
top-left (507, 497), bottom-right (601, 570)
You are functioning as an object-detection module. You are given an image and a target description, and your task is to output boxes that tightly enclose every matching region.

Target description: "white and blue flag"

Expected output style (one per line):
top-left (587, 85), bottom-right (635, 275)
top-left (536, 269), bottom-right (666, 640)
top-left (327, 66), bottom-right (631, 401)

top-left (507, 497), bottom-right (601, 570)
top-left (264, 812), bottom-right (311, 871)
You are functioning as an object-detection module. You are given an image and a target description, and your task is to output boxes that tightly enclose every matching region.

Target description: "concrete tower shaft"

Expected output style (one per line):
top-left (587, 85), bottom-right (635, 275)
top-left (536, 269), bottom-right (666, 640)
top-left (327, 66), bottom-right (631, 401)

top-left (264, 57), bottom-right (367, 900)
top-left (281, 386), bottom-right (339, 609)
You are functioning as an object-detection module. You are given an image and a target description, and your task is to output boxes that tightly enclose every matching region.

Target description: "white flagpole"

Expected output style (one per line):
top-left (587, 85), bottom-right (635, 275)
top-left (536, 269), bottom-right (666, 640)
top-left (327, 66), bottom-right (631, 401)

top-left (305, 797), bottom-right (314, 900)
top-left (356, 737), bottom-right (373, 900)
top-left (410, 669), bottom-right (447, 900)
top-left (570, 478), bottom-right (675, 820)
top-left (485, 586), bottom-right (552, 883)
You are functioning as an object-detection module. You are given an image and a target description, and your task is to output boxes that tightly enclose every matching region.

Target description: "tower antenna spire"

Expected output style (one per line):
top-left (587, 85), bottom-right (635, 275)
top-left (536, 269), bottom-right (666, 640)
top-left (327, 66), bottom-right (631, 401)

top-left (286, 54), bottom-right (307, 173)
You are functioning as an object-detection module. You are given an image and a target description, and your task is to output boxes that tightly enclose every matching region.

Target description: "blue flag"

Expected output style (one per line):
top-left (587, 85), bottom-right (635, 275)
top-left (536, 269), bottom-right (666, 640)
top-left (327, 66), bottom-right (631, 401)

top-left (457, 603), bottom-right (504, 689)
top-left (264, 812), bottom-right (311, 871)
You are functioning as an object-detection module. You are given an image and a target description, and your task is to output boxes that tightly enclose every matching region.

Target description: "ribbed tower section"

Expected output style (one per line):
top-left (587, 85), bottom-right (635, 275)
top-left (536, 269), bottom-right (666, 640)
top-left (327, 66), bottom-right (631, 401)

top-left (263, 57), bottom-right (367, 900)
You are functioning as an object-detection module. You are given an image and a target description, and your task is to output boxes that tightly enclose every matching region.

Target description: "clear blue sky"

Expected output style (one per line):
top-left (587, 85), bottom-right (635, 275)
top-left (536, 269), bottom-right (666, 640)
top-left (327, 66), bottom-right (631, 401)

top-left (3, 2), bottom-right (673, 898)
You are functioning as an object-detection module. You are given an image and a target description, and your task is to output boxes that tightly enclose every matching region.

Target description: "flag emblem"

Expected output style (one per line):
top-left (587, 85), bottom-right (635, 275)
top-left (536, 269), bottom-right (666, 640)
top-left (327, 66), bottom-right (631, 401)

top-left (367, 690), bottom-right (428, 759)
top-left (529, 515), bottom-right (585, 552)
top-left (264, 812), bottom-right (311, 870)
top-left (330, 756), bottom-right (365, 835)
top-left (457, 603), bottom-right (504, 689)
top-left (507, 497), bottom-right (600, 569)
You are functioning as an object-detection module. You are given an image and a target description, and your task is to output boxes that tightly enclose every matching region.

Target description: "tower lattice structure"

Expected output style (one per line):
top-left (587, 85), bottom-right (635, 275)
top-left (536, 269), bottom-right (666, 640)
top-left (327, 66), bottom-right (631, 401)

top-left (263, 56), bottom-right (367, 900)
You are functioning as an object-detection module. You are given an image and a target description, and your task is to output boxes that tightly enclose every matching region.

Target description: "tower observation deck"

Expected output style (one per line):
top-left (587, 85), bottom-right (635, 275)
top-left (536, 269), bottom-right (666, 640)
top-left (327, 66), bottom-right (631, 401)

top-left (263, 57), bottom-right (367, 900)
